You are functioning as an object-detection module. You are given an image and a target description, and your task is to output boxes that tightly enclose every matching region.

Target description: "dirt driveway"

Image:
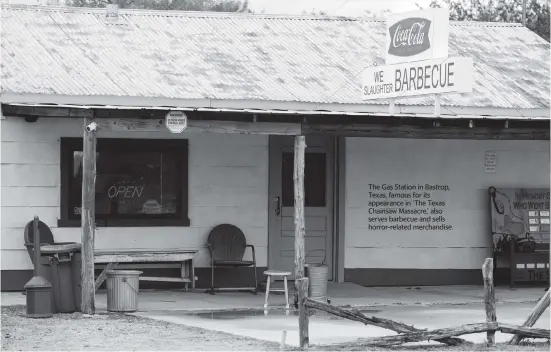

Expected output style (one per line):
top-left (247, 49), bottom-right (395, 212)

top-left (1, 306), bottom-right (283, 351)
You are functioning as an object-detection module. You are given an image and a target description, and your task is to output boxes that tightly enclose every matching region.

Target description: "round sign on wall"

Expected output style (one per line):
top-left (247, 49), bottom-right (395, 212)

top-left (165, 111), bottom-right (188, 133)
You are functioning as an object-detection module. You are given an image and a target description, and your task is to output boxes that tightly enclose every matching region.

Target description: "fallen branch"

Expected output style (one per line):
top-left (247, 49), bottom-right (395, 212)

top-left (351, 322), bottom-right (550, 348)
top-left (498, 323), bottom-right (550, 339)
top-left (305, 298), bottom-right (470, 346)
top-left (353, 323), bottom-right (493, 347)
top-left (509, 290), bottom-right (550, 344)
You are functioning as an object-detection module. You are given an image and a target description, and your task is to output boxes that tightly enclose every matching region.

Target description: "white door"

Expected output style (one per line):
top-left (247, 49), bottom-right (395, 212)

top-left (268, 136), bottom-right (334, 280)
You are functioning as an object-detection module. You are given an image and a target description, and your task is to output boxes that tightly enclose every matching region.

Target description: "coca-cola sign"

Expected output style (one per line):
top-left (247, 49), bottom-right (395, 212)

top-left (385, 7), bottom-right (449, 65)
top-left (388, 18), bottom-right (431, 57)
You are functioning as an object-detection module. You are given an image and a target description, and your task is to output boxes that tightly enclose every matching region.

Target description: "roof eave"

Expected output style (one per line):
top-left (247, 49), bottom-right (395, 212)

top-left (1, 93), bottom-right (549, 120)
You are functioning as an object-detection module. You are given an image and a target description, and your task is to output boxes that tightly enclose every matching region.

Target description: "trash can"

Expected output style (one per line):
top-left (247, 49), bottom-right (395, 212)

top-left (305, 264), bottom-right (329, 303)
top-left (106, 270), bottom-right (142, 312)
top-left (71, 251), bottom-right (82, 312)
top-left (39, 243), bottom-right (82, 313)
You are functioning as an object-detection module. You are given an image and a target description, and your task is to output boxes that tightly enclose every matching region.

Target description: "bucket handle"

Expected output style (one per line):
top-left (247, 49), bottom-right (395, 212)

top-left (305, 249), bottom-right (326, 265)
top-left (122, 277), bottom-right (140, 295)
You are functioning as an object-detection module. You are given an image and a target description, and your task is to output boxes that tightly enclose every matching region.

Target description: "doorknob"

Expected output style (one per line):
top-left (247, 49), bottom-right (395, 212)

top-left (274, 197), bottom-right (281, 216)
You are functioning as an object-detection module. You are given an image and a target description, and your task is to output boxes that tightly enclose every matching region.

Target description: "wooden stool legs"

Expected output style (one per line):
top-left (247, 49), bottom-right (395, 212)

top-left (263, 275), bottom-right (271, 309)
top-left (263, 274), bottom-right (290, 310)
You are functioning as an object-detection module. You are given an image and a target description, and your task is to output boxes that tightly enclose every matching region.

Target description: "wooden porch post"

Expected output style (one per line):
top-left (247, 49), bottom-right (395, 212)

top-left (81, 117), bottom-right (97, 314)
top-left (294, 135), bottom-right (306, 302)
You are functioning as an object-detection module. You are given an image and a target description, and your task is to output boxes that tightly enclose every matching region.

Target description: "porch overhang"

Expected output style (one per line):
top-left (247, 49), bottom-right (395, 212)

top-left (2, 101), bottom-right (549, 141)
top-left (1, 93), bottom-right (549, 121)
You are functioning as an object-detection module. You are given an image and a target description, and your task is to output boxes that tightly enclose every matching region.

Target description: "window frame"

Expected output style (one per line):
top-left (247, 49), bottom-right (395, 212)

top-left (58, 137), bottom-right (190, 227)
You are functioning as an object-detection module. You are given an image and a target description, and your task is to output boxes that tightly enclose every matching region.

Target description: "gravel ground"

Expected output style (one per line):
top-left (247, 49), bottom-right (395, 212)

top-left (1, 306), bottom-right (283, 351)
top-left (313, 341), bottom-right (551, 351)
top-left (3, 305), bottom-right (548, 351)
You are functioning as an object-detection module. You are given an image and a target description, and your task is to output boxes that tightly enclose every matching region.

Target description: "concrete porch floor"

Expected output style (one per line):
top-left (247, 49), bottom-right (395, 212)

top-left (2, 282), bottom-right (547, 311)
top-left (3, 283), bottom-right (549, 348)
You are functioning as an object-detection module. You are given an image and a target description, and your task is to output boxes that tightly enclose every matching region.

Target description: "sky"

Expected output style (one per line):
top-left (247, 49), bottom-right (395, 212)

top-left (248, 0), bottom-right (434, 16)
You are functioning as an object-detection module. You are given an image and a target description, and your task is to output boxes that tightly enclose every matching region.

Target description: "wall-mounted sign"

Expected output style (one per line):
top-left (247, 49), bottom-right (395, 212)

top-left (361, 56), bottom-right (473, 100)
top-left (485, 151), bottom-right (497, 173)
top-left (386, 7), bottom-right (449, 65)
top-left (485, 151), bottom-right (497, 166)
top-left (165, 111), bottom-right (188, 133)
top-left (489, 187), bottom-right (550, 238)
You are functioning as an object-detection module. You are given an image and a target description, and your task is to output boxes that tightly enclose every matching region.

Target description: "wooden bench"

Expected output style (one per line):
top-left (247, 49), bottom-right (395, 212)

top-left (94, 249), bottom-right (198, 292)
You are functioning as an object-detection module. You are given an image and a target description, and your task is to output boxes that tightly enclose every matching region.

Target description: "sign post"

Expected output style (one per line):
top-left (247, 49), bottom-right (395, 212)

top-left (165, 111), bottom-right (188, 133)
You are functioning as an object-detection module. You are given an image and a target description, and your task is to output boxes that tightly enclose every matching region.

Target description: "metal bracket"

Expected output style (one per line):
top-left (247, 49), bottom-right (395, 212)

top-left (434, 94), bottom-right (441, 117)
top-left (389, 100), bottom-right (396, 115)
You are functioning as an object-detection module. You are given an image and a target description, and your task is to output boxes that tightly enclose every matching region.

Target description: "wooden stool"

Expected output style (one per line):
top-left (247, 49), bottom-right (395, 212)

top-left (263, 270), bottom-right (291, 309)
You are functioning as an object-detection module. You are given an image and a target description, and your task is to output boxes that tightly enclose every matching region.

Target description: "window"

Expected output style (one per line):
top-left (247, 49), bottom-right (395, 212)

top-left (59, 138), bottom-right (189, 227)
top-left (281, 152), bottom-right (327, 207)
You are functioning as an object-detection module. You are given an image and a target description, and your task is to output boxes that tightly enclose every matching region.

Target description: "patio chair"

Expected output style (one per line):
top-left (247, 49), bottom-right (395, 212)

top-left (206, 224), bottom-right (257, 295)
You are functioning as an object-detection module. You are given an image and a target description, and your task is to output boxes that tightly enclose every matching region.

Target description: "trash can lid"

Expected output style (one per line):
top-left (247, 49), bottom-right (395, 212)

top-left (106, 270), bottom-right (143, 276)
top-left (40, 243), bottom-right (82, 254)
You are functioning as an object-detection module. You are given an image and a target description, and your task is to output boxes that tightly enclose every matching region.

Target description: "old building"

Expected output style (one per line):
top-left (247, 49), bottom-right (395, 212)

top-left (1, 5), bottom-right (549, 291)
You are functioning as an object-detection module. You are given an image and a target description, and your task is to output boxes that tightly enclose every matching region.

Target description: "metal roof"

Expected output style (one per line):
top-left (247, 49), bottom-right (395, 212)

top-left (1, 5), bottom-right (549, 118)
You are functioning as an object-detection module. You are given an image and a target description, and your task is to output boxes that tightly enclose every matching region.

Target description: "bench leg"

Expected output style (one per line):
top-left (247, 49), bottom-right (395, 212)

top-left (264, 275), bottom-right (271, 309)
top-left (191, 259), bottom-right (196, 292)
top-left (95, 262), bottom-right (117, 292)
top-left (284, 275), bottom-right (289, 310)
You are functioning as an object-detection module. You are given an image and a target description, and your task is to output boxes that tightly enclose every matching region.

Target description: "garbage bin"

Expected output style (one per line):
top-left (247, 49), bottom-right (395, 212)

top-left (106, 270), bottom-right (142, 312)
top-left (71, 251), bottom-right (82, 312)
top-left (305, 264), bottom-right (329, 303)
top-left (39, 243), bottom-right (82, 313)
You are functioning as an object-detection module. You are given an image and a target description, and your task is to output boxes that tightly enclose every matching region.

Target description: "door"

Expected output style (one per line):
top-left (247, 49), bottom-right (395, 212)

top-left (268, 135), bottom-right (335, 280)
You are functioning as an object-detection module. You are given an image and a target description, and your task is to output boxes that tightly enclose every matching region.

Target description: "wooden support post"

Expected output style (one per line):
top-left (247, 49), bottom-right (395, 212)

top-left (293, 135), bottom-right (306, 305)
top-left (482, 258), bottom-right (496, 345)
top-left (509, 289), bottom-right (550, 344)
top-left (297, 277), bottom-right (309, 350)
top-left (81, 117), bottom-right (97, 315)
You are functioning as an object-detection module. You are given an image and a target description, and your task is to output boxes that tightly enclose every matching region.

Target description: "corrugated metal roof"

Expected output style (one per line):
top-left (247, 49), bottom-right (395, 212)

top-left (0, 5), bottom-right (549, 113)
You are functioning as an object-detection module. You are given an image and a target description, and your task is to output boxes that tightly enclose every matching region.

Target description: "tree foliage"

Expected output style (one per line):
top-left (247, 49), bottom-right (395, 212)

top-left (66, 0), bottom-right (251, 12)
top-left (429, 0), bottom-right (550, 42)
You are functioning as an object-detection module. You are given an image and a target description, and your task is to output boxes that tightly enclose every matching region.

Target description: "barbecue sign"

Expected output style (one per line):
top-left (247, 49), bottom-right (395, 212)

top-left (386, 7), bottom-right (449, 64)
top-left (362, 56), bottom-right (473, 100)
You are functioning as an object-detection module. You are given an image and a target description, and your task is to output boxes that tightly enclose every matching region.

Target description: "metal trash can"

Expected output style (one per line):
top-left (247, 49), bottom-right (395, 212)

top-left (305, 264), bottom-right (329, 303)
top-left (39, 243), bottom-right (82, 313)
top-left (71, 252), bottom-right (82, 312)
top-left (106, 270), bottom-right (142, 312)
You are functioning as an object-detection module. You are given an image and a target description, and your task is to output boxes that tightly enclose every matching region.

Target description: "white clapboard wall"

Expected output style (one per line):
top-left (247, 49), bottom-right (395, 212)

top-left (1, 116), bottom-right (269, 270)
top-left (344, 137), bottom-right (550, 270)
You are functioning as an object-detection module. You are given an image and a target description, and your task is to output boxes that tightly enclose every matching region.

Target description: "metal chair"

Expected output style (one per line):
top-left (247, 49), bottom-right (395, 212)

top-left (206, 224), bottom-right (257, 295)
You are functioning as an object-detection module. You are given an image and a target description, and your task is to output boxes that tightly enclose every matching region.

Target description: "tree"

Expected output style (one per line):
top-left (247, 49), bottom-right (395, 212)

top-left (66, 0), bottom-right (251, 12)
top-left (428, 0), bottom-right (550, 42)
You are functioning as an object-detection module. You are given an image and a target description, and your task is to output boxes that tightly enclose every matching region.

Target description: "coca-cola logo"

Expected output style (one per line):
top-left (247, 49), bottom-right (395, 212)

top-left (388, 17), bottom-right (431, 57)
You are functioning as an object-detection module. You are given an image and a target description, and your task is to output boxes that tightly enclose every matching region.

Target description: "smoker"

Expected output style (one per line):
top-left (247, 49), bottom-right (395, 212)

top-left (24, 216), bottom-right (53, 318)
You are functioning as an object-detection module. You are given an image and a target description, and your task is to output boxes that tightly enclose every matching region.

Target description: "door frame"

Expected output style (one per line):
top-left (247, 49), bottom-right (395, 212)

top-left (267, 135), bottom-right (339, 281)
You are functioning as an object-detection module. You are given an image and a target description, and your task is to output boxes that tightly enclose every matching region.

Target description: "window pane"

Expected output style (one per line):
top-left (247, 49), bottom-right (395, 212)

top-left (281, 152), bottom-right (326, 207)
top-left (70, 150), bottom-right (180, 218)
